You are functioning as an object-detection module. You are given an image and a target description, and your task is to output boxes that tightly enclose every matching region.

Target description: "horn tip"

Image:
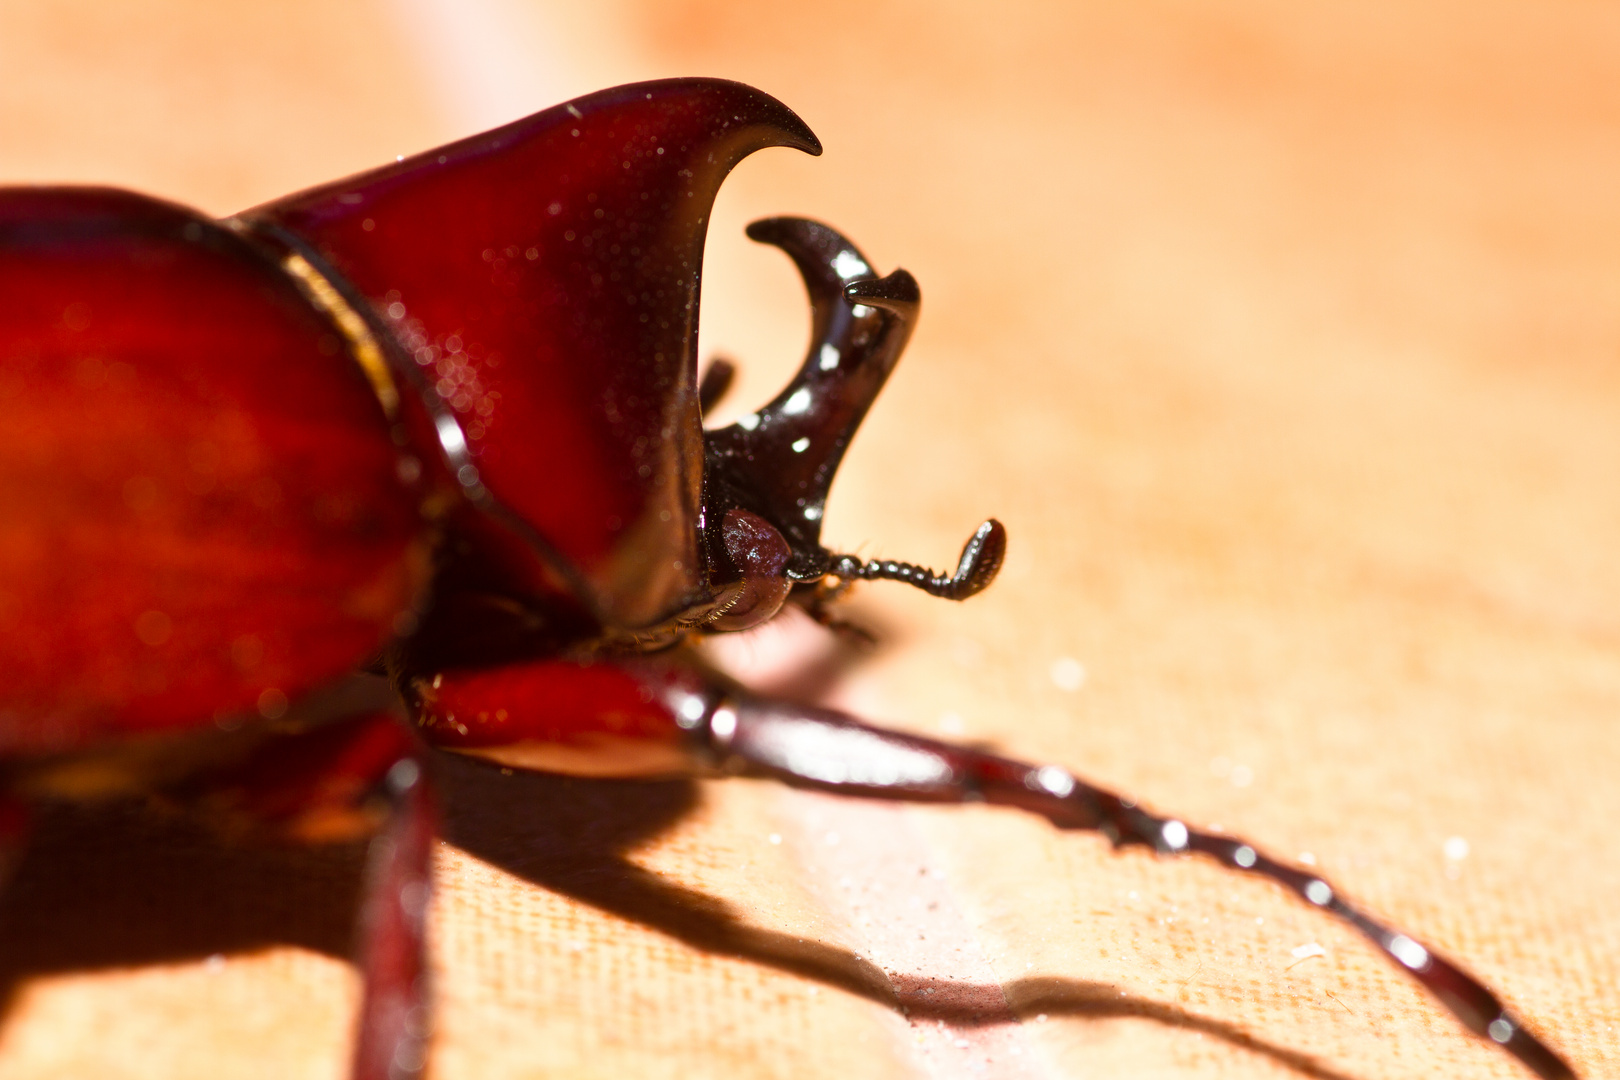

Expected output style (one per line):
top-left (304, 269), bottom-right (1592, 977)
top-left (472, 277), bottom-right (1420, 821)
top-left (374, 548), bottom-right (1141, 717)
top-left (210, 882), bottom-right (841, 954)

top-left (844, 269), bottom-right (920, 312)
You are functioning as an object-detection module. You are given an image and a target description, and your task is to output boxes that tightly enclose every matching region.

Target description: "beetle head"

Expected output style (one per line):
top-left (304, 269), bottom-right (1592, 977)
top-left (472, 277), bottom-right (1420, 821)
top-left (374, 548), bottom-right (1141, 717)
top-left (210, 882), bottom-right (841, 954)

top-left (696, 218), bottom-right (1005, 631)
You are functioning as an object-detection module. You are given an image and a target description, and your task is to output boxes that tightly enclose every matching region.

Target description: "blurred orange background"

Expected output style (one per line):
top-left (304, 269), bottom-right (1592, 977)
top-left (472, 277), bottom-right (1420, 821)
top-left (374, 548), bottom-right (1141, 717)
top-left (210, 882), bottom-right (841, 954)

top-left (1, 2), bottom-right (1616, 1077)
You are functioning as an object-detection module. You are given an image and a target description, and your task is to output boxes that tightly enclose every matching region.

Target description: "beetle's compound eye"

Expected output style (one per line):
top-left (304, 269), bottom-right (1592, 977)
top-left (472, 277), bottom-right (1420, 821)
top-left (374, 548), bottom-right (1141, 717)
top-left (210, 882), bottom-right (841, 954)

top-left (711, 509), bottom-right (792, 631)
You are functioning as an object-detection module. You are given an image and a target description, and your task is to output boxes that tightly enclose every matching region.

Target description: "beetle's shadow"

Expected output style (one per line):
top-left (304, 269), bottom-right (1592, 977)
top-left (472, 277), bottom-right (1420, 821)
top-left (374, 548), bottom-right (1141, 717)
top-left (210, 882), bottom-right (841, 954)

top-left (0, 607), bottom-right (1352, 1080)
top-left (0, 798), bottom-right (368, 989)
top-left (436, 758), bottom-right (1364, 1080)
top-left (0, 751), bottom-right (1356, 1080)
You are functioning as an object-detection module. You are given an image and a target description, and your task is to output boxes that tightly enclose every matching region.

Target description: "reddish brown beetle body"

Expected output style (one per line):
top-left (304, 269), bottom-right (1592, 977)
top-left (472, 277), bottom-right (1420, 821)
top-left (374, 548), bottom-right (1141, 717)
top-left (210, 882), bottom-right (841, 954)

top-left (0, 79), bottom-right (1577, 1079)
top-left (0, 188), bottom-right (420, 751)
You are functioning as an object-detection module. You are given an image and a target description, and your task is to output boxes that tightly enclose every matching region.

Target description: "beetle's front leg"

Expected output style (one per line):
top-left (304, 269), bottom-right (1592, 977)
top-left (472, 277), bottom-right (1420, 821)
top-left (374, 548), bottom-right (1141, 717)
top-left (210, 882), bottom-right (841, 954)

top-left (406, 648), bottom-right (1575, 1080)
top-left (683, 687), bottom-right (1576, 1080)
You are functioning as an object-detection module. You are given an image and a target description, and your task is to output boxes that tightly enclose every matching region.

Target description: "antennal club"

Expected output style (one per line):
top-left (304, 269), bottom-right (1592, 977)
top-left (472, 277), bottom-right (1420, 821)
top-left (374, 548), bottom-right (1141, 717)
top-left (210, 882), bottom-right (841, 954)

top-left (828, 519), bottom-right (1006, 600)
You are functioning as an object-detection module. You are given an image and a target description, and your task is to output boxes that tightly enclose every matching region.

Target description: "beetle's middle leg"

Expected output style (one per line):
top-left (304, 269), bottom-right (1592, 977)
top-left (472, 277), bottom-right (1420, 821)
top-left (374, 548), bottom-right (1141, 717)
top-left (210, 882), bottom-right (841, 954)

top-left (171, 712), bottom-right (436, 1080)
top-left (697, 355), bottom-right (737, 415)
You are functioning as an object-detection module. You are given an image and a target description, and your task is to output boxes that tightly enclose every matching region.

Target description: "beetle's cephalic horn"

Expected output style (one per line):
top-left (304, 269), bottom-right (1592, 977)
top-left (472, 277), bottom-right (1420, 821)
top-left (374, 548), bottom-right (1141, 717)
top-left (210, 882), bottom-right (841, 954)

top-left (706, 219), bottom-right (918, 577)
top-left (704, 218), bottom-right (1003, 600)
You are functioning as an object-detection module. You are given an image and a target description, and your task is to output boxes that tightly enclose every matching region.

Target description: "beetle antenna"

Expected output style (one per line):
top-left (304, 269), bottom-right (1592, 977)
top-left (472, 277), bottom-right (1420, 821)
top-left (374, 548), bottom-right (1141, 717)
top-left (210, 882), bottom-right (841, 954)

top-left (827, 519), bottom-right (1005, 600)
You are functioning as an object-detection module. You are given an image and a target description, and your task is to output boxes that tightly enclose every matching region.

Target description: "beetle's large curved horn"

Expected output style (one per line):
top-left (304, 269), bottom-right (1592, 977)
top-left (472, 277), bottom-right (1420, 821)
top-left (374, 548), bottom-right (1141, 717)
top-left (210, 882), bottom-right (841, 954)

top-left (242, 80), bottom-right (821, 631)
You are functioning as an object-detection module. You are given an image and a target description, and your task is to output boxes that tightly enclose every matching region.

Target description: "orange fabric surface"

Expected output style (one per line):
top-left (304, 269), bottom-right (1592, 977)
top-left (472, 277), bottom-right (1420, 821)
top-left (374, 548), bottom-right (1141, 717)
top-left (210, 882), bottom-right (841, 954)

top-left (0, 2), bottom-right (1616, 1077)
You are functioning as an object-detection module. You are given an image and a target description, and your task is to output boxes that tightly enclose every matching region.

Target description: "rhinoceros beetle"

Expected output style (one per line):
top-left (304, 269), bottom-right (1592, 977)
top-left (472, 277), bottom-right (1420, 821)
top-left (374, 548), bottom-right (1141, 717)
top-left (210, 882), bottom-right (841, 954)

top-left (0, 78), bottom-right (1575, 1079)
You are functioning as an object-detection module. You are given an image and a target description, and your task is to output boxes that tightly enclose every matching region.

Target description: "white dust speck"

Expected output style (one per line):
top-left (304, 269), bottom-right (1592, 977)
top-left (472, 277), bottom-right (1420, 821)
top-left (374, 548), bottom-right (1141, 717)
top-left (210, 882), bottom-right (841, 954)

top-left (1049, 657), bottom-right (1086, 692)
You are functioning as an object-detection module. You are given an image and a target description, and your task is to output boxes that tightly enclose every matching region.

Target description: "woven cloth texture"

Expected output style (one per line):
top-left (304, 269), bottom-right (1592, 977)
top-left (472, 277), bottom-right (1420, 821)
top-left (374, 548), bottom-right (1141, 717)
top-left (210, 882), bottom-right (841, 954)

top-left (0, 2), bottom-right (1614, 1077)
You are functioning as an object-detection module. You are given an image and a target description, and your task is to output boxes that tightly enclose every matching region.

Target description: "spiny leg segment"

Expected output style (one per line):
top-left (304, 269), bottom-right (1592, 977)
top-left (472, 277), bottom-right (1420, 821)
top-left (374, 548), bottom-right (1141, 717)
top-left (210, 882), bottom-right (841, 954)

top-left (668, 688), bottom-right (1575, 1080)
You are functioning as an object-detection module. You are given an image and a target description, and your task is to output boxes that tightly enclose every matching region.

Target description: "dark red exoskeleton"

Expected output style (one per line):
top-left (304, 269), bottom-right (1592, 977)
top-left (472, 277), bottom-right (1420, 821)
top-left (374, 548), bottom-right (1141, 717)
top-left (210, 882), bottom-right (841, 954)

top-left (0, 79), bottom-right (1576, 1079)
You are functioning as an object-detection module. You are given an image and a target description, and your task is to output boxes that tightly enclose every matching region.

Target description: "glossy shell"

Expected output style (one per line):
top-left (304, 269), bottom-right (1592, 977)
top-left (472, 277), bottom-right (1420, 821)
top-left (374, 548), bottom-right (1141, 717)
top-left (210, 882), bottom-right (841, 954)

top-left (0, 189), bottom-right (421, 752)
top-left (247, 80), bottom-right (821, 630)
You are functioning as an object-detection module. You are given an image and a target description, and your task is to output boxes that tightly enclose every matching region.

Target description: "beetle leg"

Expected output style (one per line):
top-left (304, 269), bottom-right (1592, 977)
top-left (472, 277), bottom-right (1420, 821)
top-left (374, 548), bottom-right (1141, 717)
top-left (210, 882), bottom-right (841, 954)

top-left (172, 714), bottom-right (435, 1080)
top-left (679, 691), bottom-right (1576, 1080)
top-left (0, 796), bottom-right (28, 892)
top-left (786, 581), bottom-right (879, 648)
top-left (350, 745), bottom-right (435, 1080)
top-left (406, 651), bottom-right (1574, 1079)
top-left (698, 356), bottom-right (737, 416)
